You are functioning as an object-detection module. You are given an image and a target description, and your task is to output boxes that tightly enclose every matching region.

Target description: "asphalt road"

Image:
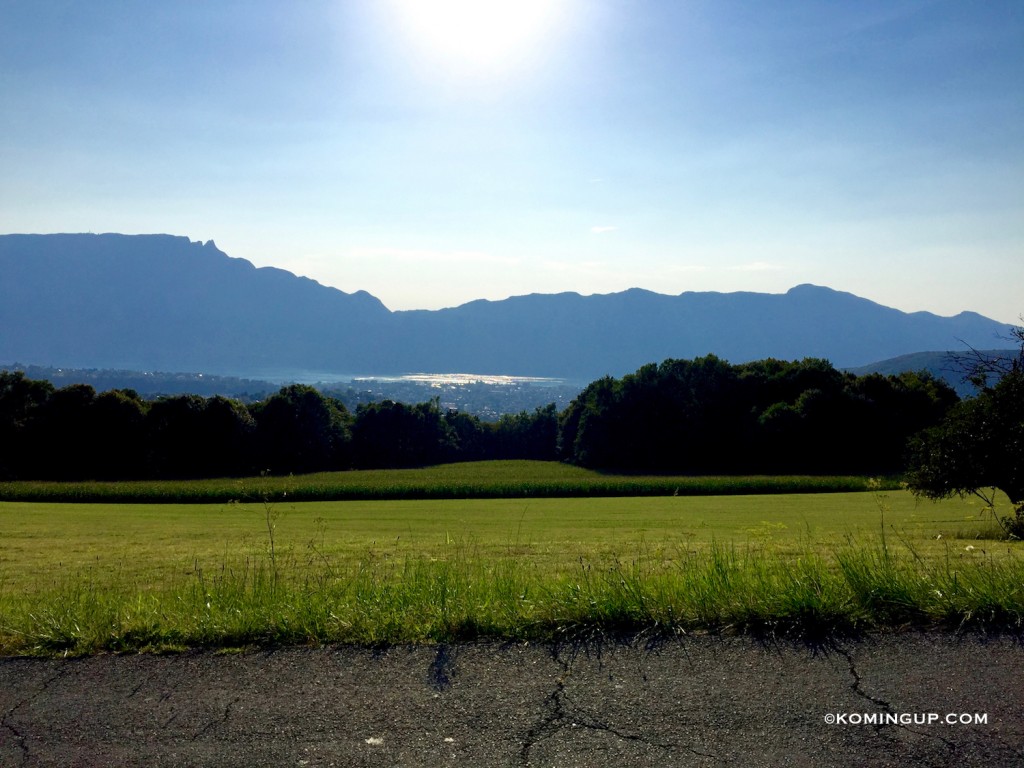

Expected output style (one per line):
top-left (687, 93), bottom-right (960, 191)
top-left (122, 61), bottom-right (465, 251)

top-left (1, 632), bottom-right (1022, 767)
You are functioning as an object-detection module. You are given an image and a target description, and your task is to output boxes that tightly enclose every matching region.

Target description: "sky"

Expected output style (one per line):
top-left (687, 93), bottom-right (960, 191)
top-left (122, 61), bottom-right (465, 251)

top-left (2, 0), bottom-right (1022, 323)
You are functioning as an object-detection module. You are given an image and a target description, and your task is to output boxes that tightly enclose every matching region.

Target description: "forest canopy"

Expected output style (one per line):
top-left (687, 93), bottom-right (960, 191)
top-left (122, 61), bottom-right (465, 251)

top-left (557, 356), bottom-right (957, 474)
top-left (0, 357), bottom-right (958, 480)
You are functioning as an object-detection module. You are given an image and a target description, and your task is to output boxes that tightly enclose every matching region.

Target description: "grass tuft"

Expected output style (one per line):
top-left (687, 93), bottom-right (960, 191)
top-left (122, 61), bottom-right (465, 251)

top-left (2, 536), bottom-right (1022, 656)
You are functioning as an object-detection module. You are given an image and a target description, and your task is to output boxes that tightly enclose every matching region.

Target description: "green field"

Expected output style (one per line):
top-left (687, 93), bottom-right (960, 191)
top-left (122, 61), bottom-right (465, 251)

top-left (1, 462), bottom-right (1021, 655)
top-left (0, 460), bottom-right (897, 503)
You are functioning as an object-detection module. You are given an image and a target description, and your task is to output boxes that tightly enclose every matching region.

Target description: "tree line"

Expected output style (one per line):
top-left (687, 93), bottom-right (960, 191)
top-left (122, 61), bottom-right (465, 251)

top-left (558, 356), bottom-right (958, 474)
top-left (1, 356), bottom-right (957, 480)
top-left (0, 374), bottom-right (558, 480)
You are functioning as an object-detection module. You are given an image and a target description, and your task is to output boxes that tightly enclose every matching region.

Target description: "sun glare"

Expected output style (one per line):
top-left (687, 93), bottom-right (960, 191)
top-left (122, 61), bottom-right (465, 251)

top-left (389, 0), bottom-right (568, 76)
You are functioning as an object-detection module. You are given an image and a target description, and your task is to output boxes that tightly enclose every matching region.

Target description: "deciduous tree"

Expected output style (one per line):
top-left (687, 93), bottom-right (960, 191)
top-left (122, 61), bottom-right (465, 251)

top-left (907, 322), bottom-right (1024, 537)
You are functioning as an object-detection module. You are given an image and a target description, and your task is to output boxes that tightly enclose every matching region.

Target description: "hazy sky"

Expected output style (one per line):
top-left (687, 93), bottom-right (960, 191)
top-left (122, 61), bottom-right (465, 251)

top-left (2, 1), bottom-right (1022, 322)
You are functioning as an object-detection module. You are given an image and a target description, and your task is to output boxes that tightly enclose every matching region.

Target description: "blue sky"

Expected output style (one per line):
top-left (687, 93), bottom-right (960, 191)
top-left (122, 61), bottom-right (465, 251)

top-left (2, 1), bottom-right (1022, 323)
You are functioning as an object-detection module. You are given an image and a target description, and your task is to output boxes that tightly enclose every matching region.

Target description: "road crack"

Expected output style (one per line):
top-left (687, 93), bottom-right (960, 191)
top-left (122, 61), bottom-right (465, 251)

top-left (836, 645), bottom-right (891, 710)
top-left (834, 644), bottom-right (958, 755)
top-left (192, 696), bottom-right (240, 741)
top-left (1, 662), bottom-right (73, 767)
top-left (519, 643), bottom-right (721, 765)
top-left (1, 714), bottom-right (29, 767)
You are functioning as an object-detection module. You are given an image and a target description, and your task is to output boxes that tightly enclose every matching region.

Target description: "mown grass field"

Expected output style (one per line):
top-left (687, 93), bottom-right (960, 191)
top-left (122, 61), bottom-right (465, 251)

top-left (1, 462), bottom-right (1021, 655)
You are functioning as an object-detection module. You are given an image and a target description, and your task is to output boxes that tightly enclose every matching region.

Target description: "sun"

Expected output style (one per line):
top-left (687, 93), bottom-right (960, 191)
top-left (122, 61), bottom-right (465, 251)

top-left (389, 0), bottom-right (568, 76)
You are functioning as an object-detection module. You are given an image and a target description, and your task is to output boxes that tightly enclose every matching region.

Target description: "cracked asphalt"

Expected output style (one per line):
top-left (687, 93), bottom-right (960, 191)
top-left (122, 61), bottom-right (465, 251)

top-left (1, 633), bottom-right (1022, 767)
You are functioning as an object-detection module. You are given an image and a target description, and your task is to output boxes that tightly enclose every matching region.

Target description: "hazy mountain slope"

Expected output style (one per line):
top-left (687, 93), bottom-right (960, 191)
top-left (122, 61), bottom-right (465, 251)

top-left (0, 233), bottom-right (1013, 379)
top-left (848, 349), bottom-right (1019, 397)
top-left (0, 233), bottom-right (390, 372)
top-left (395, 284), bottom-right (1009, 376)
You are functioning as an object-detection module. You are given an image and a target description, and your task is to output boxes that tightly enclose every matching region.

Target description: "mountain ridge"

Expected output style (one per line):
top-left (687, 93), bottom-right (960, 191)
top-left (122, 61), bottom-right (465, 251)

top-left (0, 233), bottom-right (1013, 380)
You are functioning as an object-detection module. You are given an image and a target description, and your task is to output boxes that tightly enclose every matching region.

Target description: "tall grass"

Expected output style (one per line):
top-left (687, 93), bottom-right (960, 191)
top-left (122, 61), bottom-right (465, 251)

top-left (3, 536), bottom-right (1021, 656)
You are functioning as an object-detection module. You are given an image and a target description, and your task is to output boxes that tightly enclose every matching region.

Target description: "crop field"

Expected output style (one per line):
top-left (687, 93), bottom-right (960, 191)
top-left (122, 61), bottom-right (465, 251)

top-left (0, 460), bottom-right (896, 503)
top-left (1, 462), bottom-right (1021, 655)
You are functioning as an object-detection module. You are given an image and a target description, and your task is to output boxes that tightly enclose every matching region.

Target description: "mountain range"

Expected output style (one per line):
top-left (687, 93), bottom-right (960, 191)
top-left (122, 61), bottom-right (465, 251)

top-left (0, 233), bottom-right (1014, 381)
